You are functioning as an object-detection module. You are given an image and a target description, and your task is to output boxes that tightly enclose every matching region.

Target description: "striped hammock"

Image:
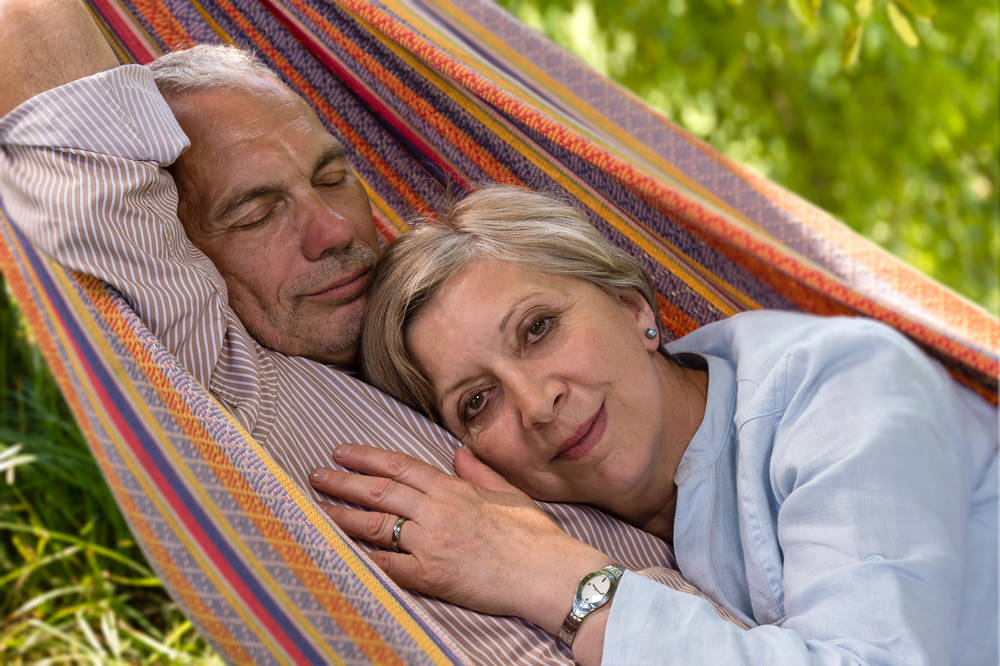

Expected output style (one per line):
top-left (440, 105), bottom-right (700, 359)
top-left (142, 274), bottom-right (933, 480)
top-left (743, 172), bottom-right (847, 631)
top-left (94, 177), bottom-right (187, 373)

top-left (0, 0), bottom-right (996, 663)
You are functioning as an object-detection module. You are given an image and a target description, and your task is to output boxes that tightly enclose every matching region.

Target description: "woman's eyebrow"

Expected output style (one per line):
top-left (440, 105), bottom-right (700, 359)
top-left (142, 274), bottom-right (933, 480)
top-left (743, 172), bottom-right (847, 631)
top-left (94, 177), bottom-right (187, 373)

top-left (441, 378), bottom-right (472, 407)
top-left (497, 293), bottom-right (543, 333)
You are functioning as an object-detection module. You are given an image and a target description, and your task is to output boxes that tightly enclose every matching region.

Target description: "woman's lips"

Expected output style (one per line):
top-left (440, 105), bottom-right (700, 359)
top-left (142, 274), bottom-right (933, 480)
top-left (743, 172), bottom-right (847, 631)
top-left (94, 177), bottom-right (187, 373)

top-left (555, 403), bottom-right (607, 462)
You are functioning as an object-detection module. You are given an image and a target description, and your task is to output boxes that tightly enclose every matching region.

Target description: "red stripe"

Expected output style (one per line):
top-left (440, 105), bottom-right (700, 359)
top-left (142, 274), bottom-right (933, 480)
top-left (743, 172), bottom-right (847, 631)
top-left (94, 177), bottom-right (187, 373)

top-left (89, 0), bottom-right (159, 63)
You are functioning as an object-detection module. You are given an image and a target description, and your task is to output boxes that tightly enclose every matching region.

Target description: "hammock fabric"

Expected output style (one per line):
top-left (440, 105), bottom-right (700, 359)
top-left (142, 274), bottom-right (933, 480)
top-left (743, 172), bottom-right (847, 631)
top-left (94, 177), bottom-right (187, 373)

top-left (0, 0), bottom-right (996, 663)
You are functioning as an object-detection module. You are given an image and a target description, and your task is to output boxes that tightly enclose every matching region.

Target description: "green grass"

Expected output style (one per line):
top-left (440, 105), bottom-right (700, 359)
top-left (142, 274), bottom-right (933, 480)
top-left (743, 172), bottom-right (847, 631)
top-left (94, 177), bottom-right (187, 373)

top-left (0, 275), bottom-right (220, 664)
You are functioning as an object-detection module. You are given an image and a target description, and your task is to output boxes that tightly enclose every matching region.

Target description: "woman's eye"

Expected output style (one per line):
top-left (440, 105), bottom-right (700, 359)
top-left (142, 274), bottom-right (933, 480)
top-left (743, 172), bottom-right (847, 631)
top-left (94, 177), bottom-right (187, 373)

top-left (461, 391), bottom-right (490, 423)
top-left (525, 317), bottom-right (551, 342)
top-left (466, 392), bottom-right (484, 414)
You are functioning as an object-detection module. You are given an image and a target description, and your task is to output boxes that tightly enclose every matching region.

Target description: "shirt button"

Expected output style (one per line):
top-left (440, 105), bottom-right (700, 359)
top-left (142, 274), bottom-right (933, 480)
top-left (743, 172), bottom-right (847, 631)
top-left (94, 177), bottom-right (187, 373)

top-left (867, 555), bottom-right (884, 562)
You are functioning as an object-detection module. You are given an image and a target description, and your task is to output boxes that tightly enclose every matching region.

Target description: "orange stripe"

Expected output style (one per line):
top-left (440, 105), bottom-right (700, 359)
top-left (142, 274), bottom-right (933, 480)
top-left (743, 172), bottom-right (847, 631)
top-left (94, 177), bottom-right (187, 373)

top-left (130, 0), bottom-right (192, 49)
top-left (730, 161), bottom-right (999, 353)
top-left (335, 0), bottom-right (998, 392)
top-left (655, 293), bottom-right (701, 340)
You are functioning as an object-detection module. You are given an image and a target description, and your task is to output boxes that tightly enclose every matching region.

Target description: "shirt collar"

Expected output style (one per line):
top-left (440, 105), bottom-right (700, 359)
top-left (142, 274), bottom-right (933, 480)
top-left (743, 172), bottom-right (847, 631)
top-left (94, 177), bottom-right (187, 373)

top-left (673, 353), bottom-right (738, 484)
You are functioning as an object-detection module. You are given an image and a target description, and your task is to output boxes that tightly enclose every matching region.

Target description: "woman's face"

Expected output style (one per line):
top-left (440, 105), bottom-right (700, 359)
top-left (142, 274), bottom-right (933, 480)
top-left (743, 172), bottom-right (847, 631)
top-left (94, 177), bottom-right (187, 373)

top-left (407, 260), bottom-right (677, 514)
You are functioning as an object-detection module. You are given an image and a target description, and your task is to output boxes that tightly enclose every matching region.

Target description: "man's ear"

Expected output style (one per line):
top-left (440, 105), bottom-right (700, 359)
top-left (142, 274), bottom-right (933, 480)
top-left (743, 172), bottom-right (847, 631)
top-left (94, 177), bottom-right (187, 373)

top-left (619, 289), bottom-right (661, 352)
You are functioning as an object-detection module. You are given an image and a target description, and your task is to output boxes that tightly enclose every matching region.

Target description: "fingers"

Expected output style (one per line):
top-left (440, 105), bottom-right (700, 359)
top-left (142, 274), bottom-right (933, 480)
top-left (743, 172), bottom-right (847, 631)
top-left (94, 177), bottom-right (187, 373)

top-left (365, 549), bottom-right (424, 590)
top-left (319, 503), bottom-right (425, 590)
top-left (332, 444), bottom-right (448, 494)
top-left (321, 503), bottom-right (407, 549)
top-left (311, 464), bottom-right (422, 518)
top-left (454, 446), bottom-right (518, 493)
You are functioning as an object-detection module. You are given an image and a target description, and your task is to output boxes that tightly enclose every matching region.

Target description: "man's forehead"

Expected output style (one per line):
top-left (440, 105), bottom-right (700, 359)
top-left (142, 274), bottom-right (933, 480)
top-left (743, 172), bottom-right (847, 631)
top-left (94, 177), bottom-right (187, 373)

top-left (168, 81), bottom-right (351, 224)
top-left (172, 79), bottom-right (327, 141)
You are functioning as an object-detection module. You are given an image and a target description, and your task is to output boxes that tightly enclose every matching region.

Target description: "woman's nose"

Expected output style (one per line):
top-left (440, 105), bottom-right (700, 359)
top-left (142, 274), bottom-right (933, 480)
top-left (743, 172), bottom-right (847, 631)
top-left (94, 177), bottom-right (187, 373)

top-left (300, 194), bottom-right (356, 261)
top-left (511, 373), bottom-right (565, 430)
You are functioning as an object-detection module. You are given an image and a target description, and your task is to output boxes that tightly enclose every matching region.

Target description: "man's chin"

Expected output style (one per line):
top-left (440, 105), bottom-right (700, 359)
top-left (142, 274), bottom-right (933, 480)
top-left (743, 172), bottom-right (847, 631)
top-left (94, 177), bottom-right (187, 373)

top-left (245, 298), bottom-right (366, 367)
top-left (294, 300), bottom-right (366, 366)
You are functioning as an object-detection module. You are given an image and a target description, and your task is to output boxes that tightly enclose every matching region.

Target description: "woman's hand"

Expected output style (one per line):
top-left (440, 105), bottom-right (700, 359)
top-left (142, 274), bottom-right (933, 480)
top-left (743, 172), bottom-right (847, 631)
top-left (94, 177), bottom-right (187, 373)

top-left (310, 444), bottom-right (612, 636)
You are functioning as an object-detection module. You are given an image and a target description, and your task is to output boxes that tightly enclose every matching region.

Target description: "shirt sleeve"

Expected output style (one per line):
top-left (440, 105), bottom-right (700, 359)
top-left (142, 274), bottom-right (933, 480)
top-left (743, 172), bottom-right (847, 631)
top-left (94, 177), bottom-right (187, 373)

top-left (603, 321), bottom-right (996, 665)
top-left (0, 65), bottom-right (228, 390)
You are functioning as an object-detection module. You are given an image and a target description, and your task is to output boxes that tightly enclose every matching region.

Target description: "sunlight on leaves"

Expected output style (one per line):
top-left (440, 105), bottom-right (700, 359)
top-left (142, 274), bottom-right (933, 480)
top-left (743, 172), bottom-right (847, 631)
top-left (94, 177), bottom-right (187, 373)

top-left (887, 2), bottom-right (920, 47)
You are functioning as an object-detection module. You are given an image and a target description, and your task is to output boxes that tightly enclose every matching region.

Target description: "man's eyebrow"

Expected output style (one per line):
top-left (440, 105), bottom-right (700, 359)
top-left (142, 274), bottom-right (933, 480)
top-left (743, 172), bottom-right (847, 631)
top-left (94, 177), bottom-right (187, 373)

top-left (210, 144), bottom-right (348, 225)
top-left (314, 143), bottom-right (347, 173)
top-left (212, 184), bottom-right (282, 225)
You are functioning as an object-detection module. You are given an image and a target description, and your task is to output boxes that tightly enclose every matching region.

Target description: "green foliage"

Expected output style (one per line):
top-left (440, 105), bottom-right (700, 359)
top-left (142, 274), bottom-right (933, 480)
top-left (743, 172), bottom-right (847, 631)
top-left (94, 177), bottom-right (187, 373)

top-left (0, 276), bottom-right (219, 664)
top-left (499, 0), bottom-right (1000, 314)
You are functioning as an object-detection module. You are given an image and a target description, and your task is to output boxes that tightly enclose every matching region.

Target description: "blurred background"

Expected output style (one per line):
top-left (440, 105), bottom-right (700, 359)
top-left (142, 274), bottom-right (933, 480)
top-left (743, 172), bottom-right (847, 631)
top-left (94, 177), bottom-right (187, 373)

top-left (1, 0), bottom-right (996, 661)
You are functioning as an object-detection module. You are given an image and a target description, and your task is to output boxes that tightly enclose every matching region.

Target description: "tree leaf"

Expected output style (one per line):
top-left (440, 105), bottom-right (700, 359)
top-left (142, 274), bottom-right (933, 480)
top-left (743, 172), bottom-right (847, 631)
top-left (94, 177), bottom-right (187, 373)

top-left (788, 0), bottom-right (820, 28)
top-left (897, 0), bottom-right (936, 19)
top-left (887, 2), bottom-right (920, 47)
top-left (843, 23), bottom-right (865, 67)
top-left (855, 0), bottom-right (873, 20)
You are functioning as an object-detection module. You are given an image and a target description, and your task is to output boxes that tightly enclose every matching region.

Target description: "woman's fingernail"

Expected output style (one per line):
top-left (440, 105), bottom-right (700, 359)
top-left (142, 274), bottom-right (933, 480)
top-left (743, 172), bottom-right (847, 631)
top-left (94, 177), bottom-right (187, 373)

top-left (334, 444), bottom-right (353, 458)
top-left (311, 468), bottom-right (331, 484)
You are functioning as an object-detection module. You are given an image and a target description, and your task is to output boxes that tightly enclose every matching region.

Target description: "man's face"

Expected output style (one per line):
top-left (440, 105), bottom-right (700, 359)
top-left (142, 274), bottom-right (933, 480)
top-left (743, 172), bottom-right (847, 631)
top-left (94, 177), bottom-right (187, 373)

top-left (167, 76), bottom-right (379, 366)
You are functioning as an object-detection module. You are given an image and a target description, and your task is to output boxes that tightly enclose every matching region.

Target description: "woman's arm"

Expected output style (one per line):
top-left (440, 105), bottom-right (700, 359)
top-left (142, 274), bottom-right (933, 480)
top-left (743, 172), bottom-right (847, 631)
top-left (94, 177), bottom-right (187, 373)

top-left (311, 444), bottom-right (615, 665)
top-left (601, 321), bottom-right (997, 665)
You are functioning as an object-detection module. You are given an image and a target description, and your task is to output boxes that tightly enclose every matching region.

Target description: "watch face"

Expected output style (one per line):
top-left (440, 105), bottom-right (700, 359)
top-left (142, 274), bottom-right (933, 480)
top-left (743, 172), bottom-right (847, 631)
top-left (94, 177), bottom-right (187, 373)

top-left (580, 575), bottom-right (611, 604)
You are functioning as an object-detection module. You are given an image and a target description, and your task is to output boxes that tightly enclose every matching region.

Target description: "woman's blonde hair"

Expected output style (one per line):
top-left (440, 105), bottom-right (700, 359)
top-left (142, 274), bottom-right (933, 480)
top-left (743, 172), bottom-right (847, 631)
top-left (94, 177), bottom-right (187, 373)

top-left (360, 186), bottom-right (663, 422)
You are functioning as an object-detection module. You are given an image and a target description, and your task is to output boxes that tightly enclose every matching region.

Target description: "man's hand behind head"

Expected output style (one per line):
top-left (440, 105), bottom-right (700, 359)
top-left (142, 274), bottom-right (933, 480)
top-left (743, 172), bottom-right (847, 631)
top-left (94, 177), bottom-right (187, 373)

top-left (0, 0), bottom-right (119, 117)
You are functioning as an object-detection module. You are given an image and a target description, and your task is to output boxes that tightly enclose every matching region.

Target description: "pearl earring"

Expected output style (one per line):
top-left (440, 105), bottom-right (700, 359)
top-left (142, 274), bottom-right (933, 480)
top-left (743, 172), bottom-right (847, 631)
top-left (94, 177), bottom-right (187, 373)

top-left (645, 327), bottom-right (658, 339)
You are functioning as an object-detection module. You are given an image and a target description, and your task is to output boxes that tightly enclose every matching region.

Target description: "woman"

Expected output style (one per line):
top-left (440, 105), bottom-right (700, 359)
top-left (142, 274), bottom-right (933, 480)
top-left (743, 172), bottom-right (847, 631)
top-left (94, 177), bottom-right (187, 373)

top-left (310, 187), bottom-right (998, 665)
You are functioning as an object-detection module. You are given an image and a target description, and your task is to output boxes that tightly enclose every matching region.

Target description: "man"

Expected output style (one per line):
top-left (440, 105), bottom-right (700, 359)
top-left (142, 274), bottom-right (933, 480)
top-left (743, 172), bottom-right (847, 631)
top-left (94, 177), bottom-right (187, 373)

top-left (0, 0), bottom-right (739, 663)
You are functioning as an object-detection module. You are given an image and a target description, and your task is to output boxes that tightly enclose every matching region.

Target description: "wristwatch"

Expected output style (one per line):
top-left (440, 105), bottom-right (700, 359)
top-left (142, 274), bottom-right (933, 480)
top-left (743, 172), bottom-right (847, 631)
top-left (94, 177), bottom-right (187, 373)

top-left (558, 563), bottom-right (626, 649)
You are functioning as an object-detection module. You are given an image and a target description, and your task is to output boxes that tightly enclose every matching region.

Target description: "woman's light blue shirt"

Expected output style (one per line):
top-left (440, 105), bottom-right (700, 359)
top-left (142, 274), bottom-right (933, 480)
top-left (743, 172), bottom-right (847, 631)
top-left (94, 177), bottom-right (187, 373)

top-left (603, 312), bottom-right (998, 665)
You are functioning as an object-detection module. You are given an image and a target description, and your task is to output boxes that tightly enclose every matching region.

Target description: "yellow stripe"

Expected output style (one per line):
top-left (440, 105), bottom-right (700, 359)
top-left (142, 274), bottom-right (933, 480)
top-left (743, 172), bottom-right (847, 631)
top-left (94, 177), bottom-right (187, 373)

top-left (362, 179), bottom-right (412, 235)
top-left (54, 266), bottom-right (459, 663)
top-left (72, 284), bottom-right (459, 661)
top-left (187, 0), bottom-right (234, 44)
top-left (244, 433), bottom-right (469, 665)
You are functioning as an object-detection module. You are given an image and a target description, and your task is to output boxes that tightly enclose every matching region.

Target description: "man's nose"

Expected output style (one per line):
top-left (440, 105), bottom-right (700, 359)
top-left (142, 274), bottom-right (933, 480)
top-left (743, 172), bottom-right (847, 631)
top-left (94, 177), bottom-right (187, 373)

top-left (299, 194), bottom-right (356, 261)
top-left (510, 371), bottom-right (565, 431)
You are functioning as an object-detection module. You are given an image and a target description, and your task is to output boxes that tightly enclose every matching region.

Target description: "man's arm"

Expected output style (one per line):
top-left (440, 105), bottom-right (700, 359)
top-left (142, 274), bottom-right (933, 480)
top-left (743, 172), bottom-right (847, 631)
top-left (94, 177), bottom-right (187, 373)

top-left (0, 0), bottom-right (118, 117)
top-left (0, 0), bottom-right (253, 412)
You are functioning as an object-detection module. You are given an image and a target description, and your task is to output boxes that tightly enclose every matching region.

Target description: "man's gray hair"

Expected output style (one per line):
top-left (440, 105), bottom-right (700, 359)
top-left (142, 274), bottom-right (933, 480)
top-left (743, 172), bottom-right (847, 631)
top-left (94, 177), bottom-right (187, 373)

top-left (148, 44), bottom-right (282, 99)
top-left (360, 186), bottom-right (667, 423)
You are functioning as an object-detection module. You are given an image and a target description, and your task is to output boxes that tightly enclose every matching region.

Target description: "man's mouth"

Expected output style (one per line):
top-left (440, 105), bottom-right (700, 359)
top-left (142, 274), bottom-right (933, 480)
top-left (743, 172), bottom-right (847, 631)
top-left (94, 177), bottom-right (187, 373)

top-left (304, 265), bottom-right (369, 303)
top-left (554, 403), bottom-right (607, 462)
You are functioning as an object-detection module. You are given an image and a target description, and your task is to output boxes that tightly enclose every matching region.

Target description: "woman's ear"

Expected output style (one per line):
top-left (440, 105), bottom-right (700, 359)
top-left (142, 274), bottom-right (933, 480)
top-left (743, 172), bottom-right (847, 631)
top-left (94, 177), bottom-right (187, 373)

top-left (619, 289), bottom-right (661, 352)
